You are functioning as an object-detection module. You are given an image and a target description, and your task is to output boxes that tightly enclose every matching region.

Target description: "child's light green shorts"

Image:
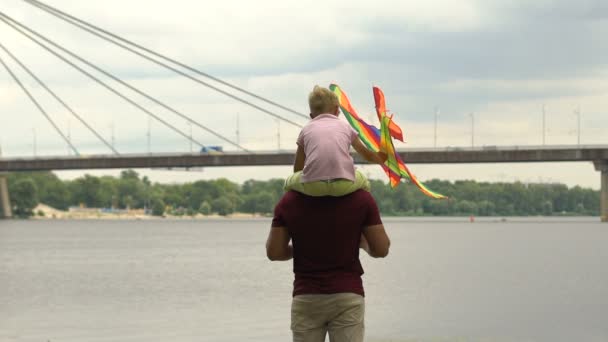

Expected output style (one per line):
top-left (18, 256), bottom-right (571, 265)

top-left (284, 170), bottom-right (370, 197)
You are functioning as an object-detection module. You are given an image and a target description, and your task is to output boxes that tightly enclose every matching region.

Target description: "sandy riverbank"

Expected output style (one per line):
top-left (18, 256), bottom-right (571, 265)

top-left (31, 204), bottom-right (267, 220)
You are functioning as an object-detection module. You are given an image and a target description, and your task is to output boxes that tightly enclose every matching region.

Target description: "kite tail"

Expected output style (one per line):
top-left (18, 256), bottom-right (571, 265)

top-left (380, 114), bottom-right (447, 199)
top-left (399, 163), bottom-right (446, 199)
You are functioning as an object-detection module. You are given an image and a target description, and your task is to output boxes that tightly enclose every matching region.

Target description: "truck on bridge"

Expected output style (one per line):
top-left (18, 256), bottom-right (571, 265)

top-left (200, 146), bottom-right (223, 153)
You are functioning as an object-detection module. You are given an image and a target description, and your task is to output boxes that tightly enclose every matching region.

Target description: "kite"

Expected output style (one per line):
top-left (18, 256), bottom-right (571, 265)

top-left (329, 83), bottom-right (447, 199)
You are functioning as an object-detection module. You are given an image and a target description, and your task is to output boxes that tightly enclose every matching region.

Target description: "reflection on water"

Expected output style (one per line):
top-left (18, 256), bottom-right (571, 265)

top-left (1, 218), bottom-right (607, 342)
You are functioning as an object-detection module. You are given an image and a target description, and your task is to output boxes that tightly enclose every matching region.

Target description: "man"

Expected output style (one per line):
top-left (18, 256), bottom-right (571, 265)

top-left (266, 189), bottom-right (390, 342)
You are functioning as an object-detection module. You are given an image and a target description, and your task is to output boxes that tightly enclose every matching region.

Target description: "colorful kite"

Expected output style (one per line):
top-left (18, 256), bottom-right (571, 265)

top-left (329, 83), bottom-right (446, 199)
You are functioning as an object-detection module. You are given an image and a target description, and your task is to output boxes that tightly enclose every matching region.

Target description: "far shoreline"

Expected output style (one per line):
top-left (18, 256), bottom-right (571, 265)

top-left (14, 204), bottom-right (598, 222)
top-left (29, 204), bottom-right (269, 220)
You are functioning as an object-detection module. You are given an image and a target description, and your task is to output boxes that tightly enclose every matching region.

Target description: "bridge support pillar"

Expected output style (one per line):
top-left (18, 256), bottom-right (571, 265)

top-left (594, 161), bottom-right (608, 222)
top-left (0, 173), bottom-right (12, 219)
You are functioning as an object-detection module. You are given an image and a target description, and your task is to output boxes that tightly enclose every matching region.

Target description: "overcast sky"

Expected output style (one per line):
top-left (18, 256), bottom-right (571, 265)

top-left (0, 0), bottom-right (607, 188)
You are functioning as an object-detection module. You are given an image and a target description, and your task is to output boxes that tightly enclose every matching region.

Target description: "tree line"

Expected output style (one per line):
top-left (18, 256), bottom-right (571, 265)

top-left (6, 170), bottom-right (600, 218)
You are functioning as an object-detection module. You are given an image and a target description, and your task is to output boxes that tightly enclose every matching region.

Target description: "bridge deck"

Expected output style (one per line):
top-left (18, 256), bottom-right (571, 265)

top-left (1, 145), bottom-right (607, 172)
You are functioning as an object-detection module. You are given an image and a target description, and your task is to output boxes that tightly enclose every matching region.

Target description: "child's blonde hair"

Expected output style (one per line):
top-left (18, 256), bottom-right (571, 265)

top-left (308, 85), bottom-right (339, 117)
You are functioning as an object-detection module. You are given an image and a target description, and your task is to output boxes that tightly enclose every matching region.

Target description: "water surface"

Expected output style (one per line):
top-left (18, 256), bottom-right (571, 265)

top-left (1, 218), bottom-right (607, 342)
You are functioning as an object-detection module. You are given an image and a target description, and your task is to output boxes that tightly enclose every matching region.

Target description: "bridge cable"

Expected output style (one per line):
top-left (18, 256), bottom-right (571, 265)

top-left (0, 12), bottom-right (253, 152)
top-left (0, 52), bottom-right (80, 156)
top-left (0, 12), bottom-right (215, 152)
top-left (23, 0), bottom-right (310, 122)
top-left (0, 41), bottom-right (120, 155)
top-left (0, 13), bottom-right (207, 152)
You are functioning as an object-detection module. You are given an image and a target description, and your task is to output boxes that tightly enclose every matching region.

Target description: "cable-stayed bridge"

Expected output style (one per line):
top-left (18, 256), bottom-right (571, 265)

top-left (0, 0), bottom-right (606, 221)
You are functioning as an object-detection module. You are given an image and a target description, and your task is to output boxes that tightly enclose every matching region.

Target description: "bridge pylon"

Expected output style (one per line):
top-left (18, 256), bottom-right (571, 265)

top-left (0, 173), bottom-right (12, 219)
top-left (594, 161), bottom-right (608, 222)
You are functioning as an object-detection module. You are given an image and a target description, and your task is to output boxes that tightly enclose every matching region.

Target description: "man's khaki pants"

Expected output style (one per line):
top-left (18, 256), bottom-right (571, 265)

top-left (291, 293), bottom-right (364, 342)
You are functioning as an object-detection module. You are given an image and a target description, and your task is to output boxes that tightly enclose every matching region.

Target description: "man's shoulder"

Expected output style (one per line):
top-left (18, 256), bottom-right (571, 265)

top-left (278, 191), bottom-right (305, 205)
top-left (281, 190), bottom-right (300, 200)
top-left (347, 190), bottom-right (376, 203)
top-left (279, 190), bottom-right (374, 204)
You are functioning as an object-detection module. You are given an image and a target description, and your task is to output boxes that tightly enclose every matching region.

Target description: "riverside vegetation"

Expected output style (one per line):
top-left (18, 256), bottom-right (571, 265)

top-left (6, 170), bottom-right (600, 218)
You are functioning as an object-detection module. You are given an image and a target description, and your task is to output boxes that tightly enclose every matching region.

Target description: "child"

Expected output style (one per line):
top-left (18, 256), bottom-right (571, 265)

top-left (284, 85), bottom-right (387, 196)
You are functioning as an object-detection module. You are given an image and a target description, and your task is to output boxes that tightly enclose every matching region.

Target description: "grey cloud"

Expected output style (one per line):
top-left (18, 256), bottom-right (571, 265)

top-left (160, 1), bottom-right (608, 129)
top-left (492, 0), bottom-right (608, 22)
top-left (181, 1), bottom-right (608, 83)
top-left (8, 0), bottom-right (608, 84)
top-left (3, 0), bottom-right (607, 157)
top-left (352, 15), bottom-right (606, 81)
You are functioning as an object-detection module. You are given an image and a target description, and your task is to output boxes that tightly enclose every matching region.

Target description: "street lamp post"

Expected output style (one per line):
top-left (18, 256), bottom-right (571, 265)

top-left (67, 119), bottom-right (72, 155)
top-left (109, 123), bottom-right (115, 151)
top-left (32, 127), bottom-right (37, 157)
top-left (188, 122), bottom-right (193, 153)
top-left (469, 113), bottom-right (474, 148)
top-left (147, 116), bottom-right (151, 154)
top-left (277, 119), bottom-right (281, 151)
top-left (236, 112), bottom-right (240, 149)
top-left (434, 107), bottom-right (439, 148)
top-left (542, 104), bottom-right (546, 145)
top-left (574, 107), bottom-right (581, 146)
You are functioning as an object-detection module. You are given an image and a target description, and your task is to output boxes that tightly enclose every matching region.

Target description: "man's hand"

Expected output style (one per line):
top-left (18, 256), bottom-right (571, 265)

top-left (353, 138), bottom-right (387, 165)
top-left (376, 151), bottom-right (388, 164)
top-left (359, 234), bottom-right (370, 254)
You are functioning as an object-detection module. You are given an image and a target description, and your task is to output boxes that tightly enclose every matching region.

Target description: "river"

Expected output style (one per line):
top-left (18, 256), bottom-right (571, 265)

top-left (1, 218), bottom-right (607, 342)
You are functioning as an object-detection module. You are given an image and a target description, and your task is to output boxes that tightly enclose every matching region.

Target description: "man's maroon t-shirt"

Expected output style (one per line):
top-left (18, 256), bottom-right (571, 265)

top-left (271, 190), bottom-right (382, 297)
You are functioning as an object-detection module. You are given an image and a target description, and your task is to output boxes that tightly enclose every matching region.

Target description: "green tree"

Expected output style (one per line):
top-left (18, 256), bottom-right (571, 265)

top-left (97, 176), bottom-right (118, 208)
top-left (69, 175), bottom-right (104, 208)
top-left (212, 196), bottom-right (235, 216)
top-left (423, 198), bottom-right (451, 216)
top-left (199, 201), bottom-right (212, 215)
top-left (541, 200), bottom-right (553, 216)
top-left (42, 179), bottom-right (70, 210)
top-left (151, 197), bottom-right (165, 216)
top-left (22, 172), bottom-right (70, 210)
top-left (455, 200), bottom-right (478, 215)
top-left (477, 200), bottom-right (496, 216)
top-left (162, 184), bottom-right (184, 208)
top-left (11, 178), bottom-right (38, 218)
top-left (238, 194), bottom-right (257, 213)
top-left (117, 171), bottom-right (145, 209)
top-left (5, 171), bottom-right (602, 218)
top-left (123, 195), bottom-right (134, 209)
top-left (254, 191), bottom-right (274, 214)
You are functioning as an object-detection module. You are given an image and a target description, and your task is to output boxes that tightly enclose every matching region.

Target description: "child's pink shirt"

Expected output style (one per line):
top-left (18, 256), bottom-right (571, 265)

top-left (297, 114), bottom-right (358, 183)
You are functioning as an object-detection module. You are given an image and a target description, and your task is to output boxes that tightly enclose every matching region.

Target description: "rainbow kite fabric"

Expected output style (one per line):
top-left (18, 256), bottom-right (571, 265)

top-left (329, 83), bottom-right (447, 199)
top-left (374, 86), bottom-right (404, 142)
